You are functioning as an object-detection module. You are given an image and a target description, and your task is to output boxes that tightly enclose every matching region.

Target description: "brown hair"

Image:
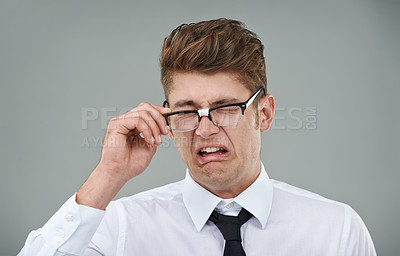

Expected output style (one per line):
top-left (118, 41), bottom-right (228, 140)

top-left (160, 18), bottom-right (267, 100)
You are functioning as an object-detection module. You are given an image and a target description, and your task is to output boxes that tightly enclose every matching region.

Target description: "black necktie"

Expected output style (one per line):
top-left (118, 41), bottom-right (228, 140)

top-left (209, 208), bottom-right (253, 256)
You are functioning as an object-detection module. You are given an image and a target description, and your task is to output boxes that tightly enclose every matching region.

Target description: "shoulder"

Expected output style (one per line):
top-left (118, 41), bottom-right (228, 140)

top-left (269, 179), bottom-right (373, 239)
top-left (271, 179), bottom-right (349, 210)
top-left (269, 179), bottom-right (355, 227)
top-left (112, 179), bottom-right (185, 209)
top-left (269, 180), bottom-right (376, 255)
top-left (91, 180), bottom-right (185, 253)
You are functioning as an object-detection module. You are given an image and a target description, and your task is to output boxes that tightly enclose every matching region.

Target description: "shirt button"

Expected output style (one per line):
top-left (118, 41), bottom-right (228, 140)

top-left (65, 214), bottom-right (74, 222)
top-left (226, 202), bottom-right (234, 209)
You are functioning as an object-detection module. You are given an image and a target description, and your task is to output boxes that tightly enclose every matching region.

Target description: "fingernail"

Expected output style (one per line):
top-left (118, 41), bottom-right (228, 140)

top-left (150, 136), bottom-right (155, 144)
top-left (165, 126), bottom-right (169, 134)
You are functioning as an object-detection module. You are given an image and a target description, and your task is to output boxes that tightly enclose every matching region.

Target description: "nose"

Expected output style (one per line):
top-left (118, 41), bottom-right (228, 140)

top-left (195, 116), bottom-right (219, 138)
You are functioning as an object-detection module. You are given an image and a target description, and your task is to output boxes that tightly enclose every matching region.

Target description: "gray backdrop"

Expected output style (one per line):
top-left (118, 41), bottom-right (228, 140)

top-left (1, 0), bottom-right (399, 255)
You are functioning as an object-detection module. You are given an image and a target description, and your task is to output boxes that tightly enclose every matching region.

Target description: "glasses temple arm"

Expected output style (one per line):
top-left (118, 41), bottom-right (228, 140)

top-left (245, 87), bottom-right (265, 108)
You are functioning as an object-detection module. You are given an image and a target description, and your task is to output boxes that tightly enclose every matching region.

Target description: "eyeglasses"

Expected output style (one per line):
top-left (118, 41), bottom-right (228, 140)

top-left (162, 86), bottom-right (265, 132)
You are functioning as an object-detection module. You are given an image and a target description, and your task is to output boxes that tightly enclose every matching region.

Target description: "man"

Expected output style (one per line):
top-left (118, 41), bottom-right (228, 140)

top-left (19, 18), bottom-right (376, 255)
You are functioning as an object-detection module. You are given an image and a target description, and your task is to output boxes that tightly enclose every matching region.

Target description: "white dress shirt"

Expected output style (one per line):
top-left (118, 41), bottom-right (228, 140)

top-left (18, 163), bottom-right (376, 256)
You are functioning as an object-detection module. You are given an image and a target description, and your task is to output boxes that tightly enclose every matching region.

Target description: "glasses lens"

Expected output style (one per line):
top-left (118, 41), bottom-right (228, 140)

top-left (168, 112), bottom-right (198, 132)
top-left (211, 106), bottom-right (242, 126)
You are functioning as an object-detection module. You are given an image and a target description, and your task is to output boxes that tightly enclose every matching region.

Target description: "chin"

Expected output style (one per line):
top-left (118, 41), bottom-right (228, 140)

top-left (187, 157), bottom-right (237, 181)
top-left (199, 167), bottom-right (234, 185)
top-left (199, 162), bottom-right (226, 175)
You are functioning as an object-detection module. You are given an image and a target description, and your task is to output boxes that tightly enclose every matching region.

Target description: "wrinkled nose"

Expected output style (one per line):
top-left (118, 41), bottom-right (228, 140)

top-left (195, 116), bottom-right (219, 138)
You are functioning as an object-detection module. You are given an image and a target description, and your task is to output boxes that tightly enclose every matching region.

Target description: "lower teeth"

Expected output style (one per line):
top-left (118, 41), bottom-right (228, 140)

top-left (200, 150), bottom-right (226, 157)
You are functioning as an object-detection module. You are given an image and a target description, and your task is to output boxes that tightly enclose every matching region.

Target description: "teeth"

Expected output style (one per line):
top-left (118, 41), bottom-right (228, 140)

top-left (200, 147), bottom-right (223, 153)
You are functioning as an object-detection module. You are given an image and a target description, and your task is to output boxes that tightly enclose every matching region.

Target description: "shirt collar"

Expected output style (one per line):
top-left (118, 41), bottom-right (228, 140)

top-left (182, 162), bottom-right (273, 231)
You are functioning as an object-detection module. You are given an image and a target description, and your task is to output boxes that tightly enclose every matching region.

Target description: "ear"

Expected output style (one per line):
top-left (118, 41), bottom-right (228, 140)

top-left (163, 101), bottom-right (175, 140)
top-left (258, 94), bottom-right (275, 132)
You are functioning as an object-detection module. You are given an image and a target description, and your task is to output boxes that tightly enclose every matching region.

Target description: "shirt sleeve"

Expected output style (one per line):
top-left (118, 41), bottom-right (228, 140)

top-left (340, 205), bottom-right (377, 256)
top-left (18, 193), bottom-right (105, 256)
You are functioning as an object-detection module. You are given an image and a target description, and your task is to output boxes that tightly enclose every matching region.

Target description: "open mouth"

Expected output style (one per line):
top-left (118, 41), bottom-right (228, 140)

top-left (198, 147), bottom-right (228, 157)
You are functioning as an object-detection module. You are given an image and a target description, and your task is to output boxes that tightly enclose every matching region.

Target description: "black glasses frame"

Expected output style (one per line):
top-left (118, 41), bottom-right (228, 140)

top-left (162, 86), bottom-right (266, 131)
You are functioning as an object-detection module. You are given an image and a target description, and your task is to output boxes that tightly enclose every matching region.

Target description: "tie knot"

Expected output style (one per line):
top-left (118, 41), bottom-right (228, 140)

top-left (209, 208), bottom-right (252, 241)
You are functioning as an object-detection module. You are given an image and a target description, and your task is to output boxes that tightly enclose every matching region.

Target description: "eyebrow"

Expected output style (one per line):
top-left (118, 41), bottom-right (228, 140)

top-left (173, 98), bottom-right (241, 109)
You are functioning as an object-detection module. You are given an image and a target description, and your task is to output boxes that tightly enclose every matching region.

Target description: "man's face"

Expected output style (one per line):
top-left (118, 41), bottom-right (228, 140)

top-left (167, 72), bottom-right (273, 198)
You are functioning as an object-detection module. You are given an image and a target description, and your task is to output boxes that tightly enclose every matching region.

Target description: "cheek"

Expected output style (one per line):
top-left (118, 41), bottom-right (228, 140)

top-left (174, 134), bottom-right (194, 156)
top-left (254, 111), bottom-right (260, 129)
top-left (230, 125), bottom-right (260, 155)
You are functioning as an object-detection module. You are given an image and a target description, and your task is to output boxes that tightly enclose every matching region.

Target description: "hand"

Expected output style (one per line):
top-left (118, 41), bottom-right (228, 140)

top-left (76, 102), bottom-right (171, 209)
top-left (99, 102), bottom-right (171, 181)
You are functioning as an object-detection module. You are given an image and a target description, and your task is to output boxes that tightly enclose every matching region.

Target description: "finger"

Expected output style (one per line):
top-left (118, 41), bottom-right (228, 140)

top-left (132, 103), bottom-right (171, 135)
top-left (136, 111), bottom-right (163, 145)
top-left (114, 113), bottom-right (154, 145)
top-left (108, 113), bottom-right (138, 133)
top-left (145, 107), bottom-right (170, 136)
top-left (148, 103), bottom-right (172, 114)
top-left (133, 120), bottom-right (155, 145)
top-left (113, 103), bottom-right (171, 137)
